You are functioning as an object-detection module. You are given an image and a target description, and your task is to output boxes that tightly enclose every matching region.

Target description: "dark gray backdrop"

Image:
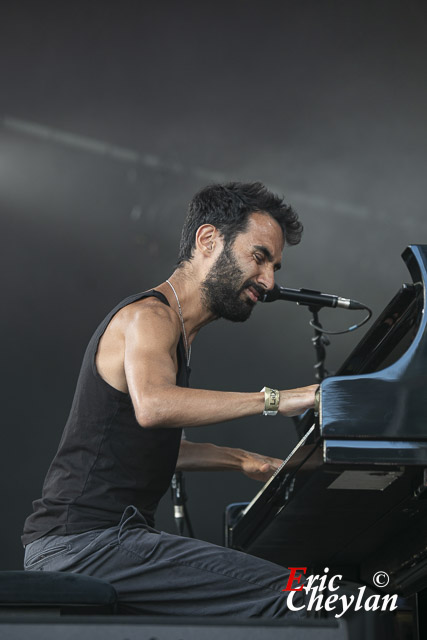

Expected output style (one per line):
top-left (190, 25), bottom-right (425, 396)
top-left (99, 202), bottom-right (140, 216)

top-left (1, 0), bottom-right (426, 570)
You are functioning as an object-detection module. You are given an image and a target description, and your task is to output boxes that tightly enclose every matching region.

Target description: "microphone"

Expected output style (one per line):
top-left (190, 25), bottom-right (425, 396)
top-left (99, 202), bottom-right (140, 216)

top-left (262, 285), bottom-right (365, 310)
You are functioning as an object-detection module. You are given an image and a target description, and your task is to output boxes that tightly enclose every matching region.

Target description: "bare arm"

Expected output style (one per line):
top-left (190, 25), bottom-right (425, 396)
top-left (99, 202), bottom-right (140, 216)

top-left (176, 439), bottom-right (283, 483)
top-left (124, 302), bottom-right (317, 428)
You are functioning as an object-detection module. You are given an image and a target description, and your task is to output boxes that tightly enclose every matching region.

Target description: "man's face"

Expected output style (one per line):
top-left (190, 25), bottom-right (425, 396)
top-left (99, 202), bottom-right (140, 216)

top-left (201, 212), bottom-right (284, 322)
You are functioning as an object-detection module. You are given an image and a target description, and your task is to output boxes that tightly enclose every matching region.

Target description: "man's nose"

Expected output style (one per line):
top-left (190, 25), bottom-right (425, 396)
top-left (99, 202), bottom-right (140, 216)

top-left (257, 266), bottom-right (275, 291)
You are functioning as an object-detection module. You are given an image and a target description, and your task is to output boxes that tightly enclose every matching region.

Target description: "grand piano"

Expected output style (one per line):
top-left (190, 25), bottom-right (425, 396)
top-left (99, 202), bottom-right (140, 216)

top-left (227, 245), bottom-right (427, 630)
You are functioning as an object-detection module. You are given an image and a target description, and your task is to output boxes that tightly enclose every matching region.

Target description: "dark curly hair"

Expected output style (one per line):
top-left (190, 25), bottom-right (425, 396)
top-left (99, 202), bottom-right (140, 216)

top-left (177, 182), bottom-right (302, 266)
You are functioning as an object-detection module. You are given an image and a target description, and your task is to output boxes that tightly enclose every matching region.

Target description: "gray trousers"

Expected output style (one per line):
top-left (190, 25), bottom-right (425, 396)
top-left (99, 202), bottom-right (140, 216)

top-left (24, 505), bottom-right (302, 617)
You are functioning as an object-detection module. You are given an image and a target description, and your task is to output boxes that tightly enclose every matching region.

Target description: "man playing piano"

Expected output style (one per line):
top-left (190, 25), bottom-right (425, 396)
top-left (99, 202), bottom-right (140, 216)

top-left (22, 182), bottom-right (317, 616)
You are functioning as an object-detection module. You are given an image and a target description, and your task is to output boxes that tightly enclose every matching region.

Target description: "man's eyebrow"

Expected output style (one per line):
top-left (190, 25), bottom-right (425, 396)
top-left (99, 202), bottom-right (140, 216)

top-left (253, 245), bottom-right (282, 270)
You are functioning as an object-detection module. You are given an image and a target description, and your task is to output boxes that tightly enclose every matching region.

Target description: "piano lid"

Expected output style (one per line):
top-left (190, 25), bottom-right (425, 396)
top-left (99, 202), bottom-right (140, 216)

top-left (320, 244), bottom-right (427, 441)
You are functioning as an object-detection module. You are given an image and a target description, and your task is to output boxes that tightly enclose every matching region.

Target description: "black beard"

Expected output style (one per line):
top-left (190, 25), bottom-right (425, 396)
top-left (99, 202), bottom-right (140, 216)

top-left (201, 246), bottom-right (263, 322)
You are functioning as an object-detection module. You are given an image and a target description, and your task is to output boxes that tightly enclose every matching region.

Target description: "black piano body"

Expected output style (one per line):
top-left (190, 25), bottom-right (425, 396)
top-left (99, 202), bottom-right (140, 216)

top-left (228, 245), bottom-right (427, 602)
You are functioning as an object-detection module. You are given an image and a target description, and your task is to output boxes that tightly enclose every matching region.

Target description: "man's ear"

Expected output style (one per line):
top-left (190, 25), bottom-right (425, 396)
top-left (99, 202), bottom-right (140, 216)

top-left (195, 224), bottom-right (221, 256)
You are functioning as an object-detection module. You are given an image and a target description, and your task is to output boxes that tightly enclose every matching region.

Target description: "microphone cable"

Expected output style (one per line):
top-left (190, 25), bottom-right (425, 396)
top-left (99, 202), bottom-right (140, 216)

top-left (308, 304), bottom-right (372, 335)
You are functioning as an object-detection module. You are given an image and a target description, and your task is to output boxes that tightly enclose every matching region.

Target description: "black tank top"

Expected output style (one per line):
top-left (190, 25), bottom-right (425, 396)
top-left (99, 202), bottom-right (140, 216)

top-left (22, 290), bottom-right (189, 544)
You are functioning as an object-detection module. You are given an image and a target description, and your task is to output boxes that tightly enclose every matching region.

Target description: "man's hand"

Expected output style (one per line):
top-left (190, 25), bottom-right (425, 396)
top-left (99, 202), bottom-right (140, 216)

top-left (177, 440), bottom-right (282, 482)
top-left (240, 450), bottom-right (283, 482)
top-left (278, 384), bottom-right (318, 417)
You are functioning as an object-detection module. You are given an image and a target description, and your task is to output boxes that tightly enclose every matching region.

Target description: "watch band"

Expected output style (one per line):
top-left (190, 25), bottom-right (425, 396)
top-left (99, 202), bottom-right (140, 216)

top-left (260, 386), bottom-right (280, 416)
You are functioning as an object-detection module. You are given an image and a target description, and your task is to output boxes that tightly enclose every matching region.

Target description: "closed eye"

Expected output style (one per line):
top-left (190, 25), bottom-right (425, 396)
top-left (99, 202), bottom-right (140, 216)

top-left (253, 245), bottom-right (282, 272)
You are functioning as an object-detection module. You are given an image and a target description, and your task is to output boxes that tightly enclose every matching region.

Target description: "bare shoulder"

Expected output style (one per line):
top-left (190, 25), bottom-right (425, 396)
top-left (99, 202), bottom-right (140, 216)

top-left (96, 295), bottom-right (179, 393)
top-left (118, 296), bottom-right (181, 344)
top-left (121, 296), bottom-right (178, 325)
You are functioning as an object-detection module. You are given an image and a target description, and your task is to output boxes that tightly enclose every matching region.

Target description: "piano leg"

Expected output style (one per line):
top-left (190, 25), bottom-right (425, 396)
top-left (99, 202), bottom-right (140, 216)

top-left (415, 588), bottom-right (427, 640)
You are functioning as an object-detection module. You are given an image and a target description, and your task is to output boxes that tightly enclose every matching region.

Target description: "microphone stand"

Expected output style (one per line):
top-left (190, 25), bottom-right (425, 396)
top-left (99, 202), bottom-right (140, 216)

top-left (309, 305), bottom-right (331, 382)
top-left (171, 471), bottom-right (194, 538)
top-left (262, 286), bottom-right (371, 382)
top-left (292, 305), bottom-right (331, 436)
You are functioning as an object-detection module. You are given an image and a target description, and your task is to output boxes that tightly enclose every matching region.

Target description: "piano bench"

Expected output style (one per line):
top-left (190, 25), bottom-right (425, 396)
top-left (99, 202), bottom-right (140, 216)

top-left (0, 570), bottom-right (118, 616)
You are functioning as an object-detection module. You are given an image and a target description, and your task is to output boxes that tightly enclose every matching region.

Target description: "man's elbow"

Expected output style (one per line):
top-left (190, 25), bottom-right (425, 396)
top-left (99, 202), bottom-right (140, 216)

top-left (132, 387), bottom-right (176, 428)
top-left (135, 406), bottom-right (161, 428)
top-left (135, 409), bottom-right (158, 429)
